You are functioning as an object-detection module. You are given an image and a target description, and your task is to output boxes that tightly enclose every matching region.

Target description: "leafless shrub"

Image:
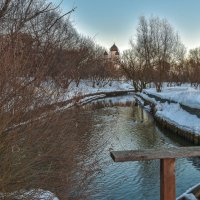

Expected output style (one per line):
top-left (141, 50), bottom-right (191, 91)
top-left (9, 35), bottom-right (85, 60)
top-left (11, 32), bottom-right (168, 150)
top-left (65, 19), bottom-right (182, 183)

top-left (122, 16), bottom-right (186, 92)
top-left (0, 0), bottom-right (109, 199)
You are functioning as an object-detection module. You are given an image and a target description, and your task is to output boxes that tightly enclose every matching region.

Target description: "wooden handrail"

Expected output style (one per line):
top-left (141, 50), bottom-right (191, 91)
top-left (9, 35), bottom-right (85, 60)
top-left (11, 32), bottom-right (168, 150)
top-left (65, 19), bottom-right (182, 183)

top-left (110, 147), bottom-right (200, 200)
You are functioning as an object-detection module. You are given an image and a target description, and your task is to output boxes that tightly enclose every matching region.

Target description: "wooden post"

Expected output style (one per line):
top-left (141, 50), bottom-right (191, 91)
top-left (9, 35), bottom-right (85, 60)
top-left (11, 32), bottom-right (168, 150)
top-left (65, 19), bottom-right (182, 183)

top-left (160, 158), bottom-right (175, 200)
top-left (110, 147), bottom-right (200, 200)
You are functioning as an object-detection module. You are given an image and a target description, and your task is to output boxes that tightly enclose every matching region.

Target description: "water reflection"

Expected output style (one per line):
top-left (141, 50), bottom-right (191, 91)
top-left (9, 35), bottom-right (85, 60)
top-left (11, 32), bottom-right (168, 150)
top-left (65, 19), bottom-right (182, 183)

top-left (79, 96), bottom-right (200, 200)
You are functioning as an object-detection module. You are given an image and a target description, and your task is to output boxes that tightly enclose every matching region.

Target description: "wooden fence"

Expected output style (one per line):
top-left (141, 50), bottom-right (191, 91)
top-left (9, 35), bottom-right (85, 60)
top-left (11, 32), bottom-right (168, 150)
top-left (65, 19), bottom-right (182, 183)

top-left (110, 147), bottom-right (200, 200)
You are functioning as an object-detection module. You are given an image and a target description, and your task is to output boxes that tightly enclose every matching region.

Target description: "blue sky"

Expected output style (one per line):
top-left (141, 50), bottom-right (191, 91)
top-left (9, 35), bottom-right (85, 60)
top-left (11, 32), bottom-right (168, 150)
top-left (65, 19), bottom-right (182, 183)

top-left (49, 0), bottom-right (200, 51)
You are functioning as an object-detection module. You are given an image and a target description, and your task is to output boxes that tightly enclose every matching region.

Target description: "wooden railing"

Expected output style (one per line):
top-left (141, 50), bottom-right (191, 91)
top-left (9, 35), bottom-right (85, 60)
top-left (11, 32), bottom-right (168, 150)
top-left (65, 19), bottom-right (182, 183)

top-left (110, 147), bottom-right (200, 200)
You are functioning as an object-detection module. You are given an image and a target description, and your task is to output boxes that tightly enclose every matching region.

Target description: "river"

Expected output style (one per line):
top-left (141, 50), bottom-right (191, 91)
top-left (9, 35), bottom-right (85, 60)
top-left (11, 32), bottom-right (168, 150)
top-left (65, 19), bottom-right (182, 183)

top-left (6, 94), bottom-right (200, 200)
top-left (65, 94), bottom-right (200, 200)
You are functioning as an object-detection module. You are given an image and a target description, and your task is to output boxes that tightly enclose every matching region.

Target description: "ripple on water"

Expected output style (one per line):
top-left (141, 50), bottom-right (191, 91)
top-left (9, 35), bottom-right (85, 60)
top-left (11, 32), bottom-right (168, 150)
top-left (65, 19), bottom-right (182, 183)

top-left (68, 96), bottom-right (200, 200)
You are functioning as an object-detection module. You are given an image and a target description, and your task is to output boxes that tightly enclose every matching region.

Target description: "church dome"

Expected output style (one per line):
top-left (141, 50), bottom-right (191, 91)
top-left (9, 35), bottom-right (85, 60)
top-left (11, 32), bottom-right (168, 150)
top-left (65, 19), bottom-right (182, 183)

top-left (110, 43), bottom-right (118, 51)
top-left (104, 51), bottom-right (108, 55)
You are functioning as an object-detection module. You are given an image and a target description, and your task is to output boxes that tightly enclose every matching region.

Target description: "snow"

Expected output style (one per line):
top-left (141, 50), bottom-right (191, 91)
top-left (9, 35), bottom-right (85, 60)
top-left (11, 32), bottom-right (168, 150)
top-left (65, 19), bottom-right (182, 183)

top-left (177, 183), bottom-right (200, 200)
top-left (178, 193), bottom-right (197, 200)
top-left (4, 80), bottom-right (134, 131)
top-left (61, 80), bottom-right (134, 102)
top-left (1, 189), bottom-right (59, 200)
top-left (156, 102), bottom-right (200, 135)
top-left (143, 86), bottom-right (200, 109)
top-left (56, 94), bottom-right (107, 111)
top-left (35, 80), bottom-right (133, 105)
top-left (139, 85), bottom-right (200, 135)
top-left (55, 80), bottom-right (133, 110)
top-left (144, 105), bottom-right (151, 111)
top-left (139, 92), bottom-right (157, 104)
top-left (95, 94), bottom-right (134, 103)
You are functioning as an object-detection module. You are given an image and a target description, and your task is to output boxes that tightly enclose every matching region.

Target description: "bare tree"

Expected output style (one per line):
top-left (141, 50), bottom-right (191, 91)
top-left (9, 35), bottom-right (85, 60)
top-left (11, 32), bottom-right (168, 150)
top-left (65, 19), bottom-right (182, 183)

top-left (126, 16), bottom-right (186, 92)
top-left (186, 47), bottom-right (200, 87)
top-left (122, 43), bottom-right (149, 92)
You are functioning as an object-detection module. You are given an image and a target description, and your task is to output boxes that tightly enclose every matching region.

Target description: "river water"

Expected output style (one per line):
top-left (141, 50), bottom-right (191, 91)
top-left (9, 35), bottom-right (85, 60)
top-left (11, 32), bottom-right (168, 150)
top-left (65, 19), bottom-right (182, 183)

top-left (66, 94), bottom-right (200, 200)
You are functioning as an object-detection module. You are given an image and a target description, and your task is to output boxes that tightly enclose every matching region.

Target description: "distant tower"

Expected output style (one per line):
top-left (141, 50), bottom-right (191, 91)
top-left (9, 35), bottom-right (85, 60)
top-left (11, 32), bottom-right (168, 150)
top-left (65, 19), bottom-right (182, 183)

top-left (104, 50), bottom-right (108, 59)
top-left (110, 43), bottom-right (119, 61)
top-left (103, 43), bottom-right (120, 68)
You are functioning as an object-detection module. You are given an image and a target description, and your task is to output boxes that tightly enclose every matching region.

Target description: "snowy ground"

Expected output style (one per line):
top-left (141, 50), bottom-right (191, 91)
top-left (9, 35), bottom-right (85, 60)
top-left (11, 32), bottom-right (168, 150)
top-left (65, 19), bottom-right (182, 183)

top-left (38, 80), bottom-right (134, 106)
top-left (54, 80), bottom-right (134, 110)
top-left (156, 102), bottom-right (200, 135)
top-left (139, 85), bottom-right (200, 135)
top-left (177, 183), bottom-right (200, 200)
top-left (60, 80), bottom-right (134, 102)
top-left (1, 189), bottom-right (59, 200)
top-left (143, 86), bottom-right (200, 109)
top-left (7, 80), bottom-right (134, 130)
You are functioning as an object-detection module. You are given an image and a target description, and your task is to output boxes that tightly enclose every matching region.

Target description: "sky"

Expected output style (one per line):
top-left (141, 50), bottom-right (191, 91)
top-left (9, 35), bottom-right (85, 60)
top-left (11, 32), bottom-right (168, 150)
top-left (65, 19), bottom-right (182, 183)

top-left (49, 0), bottom-right (200, 52)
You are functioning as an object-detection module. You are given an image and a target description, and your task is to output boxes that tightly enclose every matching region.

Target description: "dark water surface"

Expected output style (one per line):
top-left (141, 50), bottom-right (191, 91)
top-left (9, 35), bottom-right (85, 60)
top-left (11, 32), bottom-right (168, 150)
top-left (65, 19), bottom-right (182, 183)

top-left (66, 95), bottom-right (200, 200)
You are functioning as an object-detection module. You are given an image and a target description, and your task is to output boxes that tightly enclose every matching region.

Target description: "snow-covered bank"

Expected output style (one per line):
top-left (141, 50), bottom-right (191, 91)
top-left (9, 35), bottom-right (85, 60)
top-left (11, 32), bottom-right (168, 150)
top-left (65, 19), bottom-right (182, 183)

top-left (54, 80), bottom-right (134, 110)
top-left (136, 85), bottom-right (200, 143)
top-left (1, 189), bottom-right (59, 200)
top-left (61, 80), bottom-right (134, 102)
top-left (156, 102), bottom-right (200, 135)
top-left (177, 183), bottom-right (200, 200)
top-left (5, 81), bottom-right (134, 131)
top-left (143, 86), bottom-right (200, 110)
top-left (37, 80), bottom-right (134, 107)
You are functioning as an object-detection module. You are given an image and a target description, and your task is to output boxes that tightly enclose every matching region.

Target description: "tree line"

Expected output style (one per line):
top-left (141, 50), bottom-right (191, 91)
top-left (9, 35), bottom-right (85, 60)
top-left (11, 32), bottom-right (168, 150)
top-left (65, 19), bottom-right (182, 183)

top-left (0, 0), bottom-right (117, 197)
top-left (0, 0), bottom-right (120, 132)
top-left (2, 1), bottom-right (200, 197)
top-left (121, 16), bottom-right (200, 92)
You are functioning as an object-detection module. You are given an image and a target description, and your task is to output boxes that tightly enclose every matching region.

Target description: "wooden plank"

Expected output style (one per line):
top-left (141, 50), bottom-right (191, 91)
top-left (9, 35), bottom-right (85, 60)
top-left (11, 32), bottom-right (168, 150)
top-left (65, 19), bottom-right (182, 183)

top-left (110, 146), bottom-right (200, 162)
top-left (160, 158), bottom-right (176, 200)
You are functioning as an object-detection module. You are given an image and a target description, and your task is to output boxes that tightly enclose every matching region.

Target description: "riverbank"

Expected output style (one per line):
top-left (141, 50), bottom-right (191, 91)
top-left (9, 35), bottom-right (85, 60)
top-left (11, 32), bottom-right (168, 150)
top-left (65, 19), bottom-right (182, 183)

top-left (54, 80), bottom-right (134, 110)
top-left (5, 80), bottom-right (134, 132)
top-left (177, 183), bottom-right (200, 200)
top-left (4, 86), bottom-right (200, 200)
top-left (136, 86), bottom-right (200, 144)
